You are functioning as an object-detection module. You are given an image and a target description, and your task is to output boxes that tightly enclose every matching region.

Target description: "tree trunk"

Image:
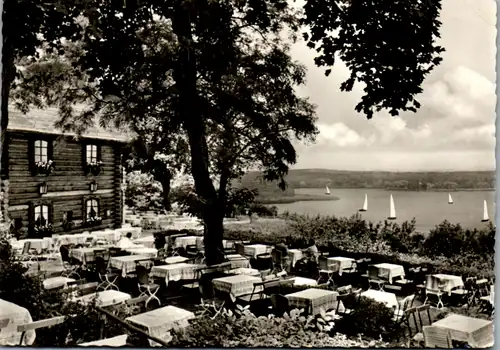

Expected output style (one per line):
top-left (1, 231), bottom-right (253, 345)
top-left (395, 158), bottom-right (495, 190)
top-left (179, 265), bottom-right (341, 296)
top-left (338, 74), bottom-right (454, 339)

top-left (171, 1), bottom-right (224, 266)
top-left (159, 171), bottom-right (172, 211)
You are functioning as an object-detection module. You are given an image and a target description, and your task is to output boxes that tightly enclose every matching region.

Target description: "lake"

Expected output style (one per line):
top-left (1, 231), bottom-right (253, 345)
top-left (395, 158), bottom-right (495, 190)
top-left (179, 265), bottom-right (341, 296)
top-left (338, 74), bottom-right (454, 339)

top-left (274, 188), bottom-right (496, 232)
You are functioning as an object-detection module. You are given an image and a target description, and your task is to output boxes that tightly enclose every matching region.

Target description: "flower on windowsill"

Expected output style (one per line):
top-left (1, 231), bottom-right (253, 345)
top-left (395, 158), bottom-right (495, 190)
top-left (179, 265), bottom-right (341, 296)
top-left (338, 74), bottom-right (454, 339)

top-left (35, 160), bottom-right (54, 175)
top-left (85, 160), bottom-right (103, 175)
top-left (85, 216), bottom-right (102, 227)
top-left (34, 224), bottom-right (53, 235)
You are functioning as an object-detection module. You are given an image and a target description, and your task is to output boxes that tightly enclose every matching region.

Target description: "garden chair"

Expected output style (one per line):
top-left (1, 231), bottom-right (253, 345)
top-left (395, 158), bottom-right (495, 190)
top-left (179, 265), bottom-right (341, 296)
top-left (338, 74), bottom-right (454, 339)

top-left (404, 304), bottom-right (432, 347)
top-left (16, 241), bottom-right (37, 263)
top-left (422, 326), bottom-right (452, 348)
top-left (475, 278), bottom-right (490, 297)
top-left (136, 264), bottom-right (161, 309)
top-left (235, 243), bottom-right (250, 259)
top-left (367, 265), bottom-right (385, 291)
top-left (423, 288), bottom-right (444, 309)
top-left (270, 294), bottom-right (290, 317)
top-left (271, 250), bottom-right (287, 275)
top-left (393, 294), bottom-right (416, 322)
top-left (336, 284), bottom-right (353, 296)
top-left (317, 255), bottom-right (336, 285)
top-left (95, 256), bottom-right (120, 291)
top-left (60, 245), bottom-right (81, 280)
top-left (18, 316), bottom-right (66, 345)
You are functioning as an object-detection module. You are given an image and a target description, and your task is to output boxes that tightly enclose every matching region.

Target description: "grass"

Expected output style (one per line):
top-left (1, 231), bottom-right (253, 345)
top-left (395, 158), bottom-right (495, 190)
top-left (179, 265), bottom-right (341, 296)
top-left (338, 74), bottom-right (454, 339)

top-left (256, 194), bottom-right (340, 204)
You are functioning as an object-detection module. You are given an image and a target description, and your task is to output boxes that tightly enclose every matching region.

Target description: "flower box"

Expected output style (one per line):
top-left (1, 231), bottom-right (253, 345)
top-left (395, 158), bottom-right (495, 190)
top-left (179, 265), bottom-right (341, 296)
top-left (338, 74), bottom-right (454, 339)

top-left (34, 224), bottom-right (53, 237)
top-left (84, 160), bottom-right (103, 176)
top-left (35, 160), bottom-right (55, 175)
top-left (84, 216), bottom-right (102, 227)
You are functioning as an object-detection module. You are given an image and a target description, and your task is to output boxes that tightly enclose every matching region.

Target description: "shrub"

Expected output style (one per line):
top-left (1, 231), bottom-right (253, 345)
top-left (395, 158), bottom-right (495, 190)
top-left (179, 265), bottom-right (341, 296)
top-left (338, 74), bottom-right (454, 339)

top-left (171, 305), bottom-right (390, 348)
top-left (335, 296), bottom-right (403, 341)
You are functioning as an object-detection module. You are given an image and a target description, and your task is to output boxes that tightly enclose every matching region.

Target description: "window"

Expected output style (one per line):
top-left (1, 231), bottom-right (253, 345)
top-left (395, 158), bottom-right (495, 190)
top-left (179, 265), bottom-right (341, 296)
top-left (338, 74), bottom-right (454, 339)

top-left (85, 199), bottom-right (99, 220)
top-left (86, 144), bottom-right (98, 163)
top-left (34, 140), bottom-right (48, 164)
top-left (34, 205), bottom-right (49, 226)
top-left (63, 210), bottom-right (73, 222)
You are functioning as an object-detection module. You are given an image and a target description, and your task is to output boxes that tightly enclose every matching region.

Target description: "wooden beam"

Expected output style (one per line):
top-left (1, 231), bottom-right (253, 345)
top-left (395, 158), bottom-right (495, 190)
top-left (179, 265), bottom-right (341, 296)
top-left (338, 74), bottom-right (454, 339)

top-left (41, 189), bottom-right (113, 198)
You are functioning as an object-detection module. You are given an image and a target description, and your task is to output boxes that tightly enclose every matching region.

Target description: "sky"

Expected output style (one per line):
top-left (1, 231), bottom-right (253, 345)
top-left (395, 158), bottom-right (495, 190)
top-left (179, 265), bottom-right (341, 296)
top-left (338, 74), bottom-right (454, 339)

top-left (290, 0), bottom-right (497, 171)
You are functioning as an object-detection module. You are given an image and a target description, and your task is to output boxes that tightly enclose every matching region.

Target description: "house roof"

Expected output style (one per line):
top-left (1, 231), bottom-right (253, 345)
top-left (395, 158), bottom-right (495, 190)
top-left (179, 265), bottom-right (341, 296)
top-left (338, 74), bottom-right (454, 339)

top-left (8, 106), bottom-right (132, 143)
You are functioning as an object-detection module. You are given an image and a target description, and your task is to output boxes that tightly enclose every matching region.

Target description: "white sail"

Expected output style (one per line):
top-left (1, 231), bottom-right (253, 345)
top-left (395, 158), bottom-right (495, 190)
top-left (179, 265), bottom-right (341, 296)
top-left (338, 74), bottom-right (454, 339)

top-left (448, 193), bottom-right (453, 204)
top-left (362, 194), bottom-right (368, 211)
top-left (325, 186), bottom-right (330, 195)
top-left (482, 200), bottom-right (489, 222)
top-left (388, 194), bottom-right (396, 219)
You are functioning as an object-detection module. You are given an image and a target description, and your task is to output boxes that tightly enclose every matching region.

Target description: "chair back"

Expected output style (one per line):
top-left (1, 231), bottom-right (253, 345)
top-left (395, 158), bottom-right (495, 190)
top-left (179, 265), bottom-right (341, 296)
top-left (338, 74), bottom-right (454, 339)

top-left (235, 243), bottom-right (245, 256)
top-left (318, 255), bottom-right (331, 270)
top-left (400, 294), bottom-right (416, 311)
top-left (337, 285), bottom-right (353, 295)
top-left (423, 326), bottom-right (452, 348)
top-left (22, 242), bottom-right (31, 255)
top-left (95, 256), bottom-right (108, 275)
top-left (367, 265), bottom-right (379, 279)
top-left (271, 249), bottom-right (282, 264)
top-left (136, 264), bottom-right (151, 285)
top-left (271, 294), bottom-right (290, 316)
top-left (108, 247), bottom-right (122, 257)
top-left (59, 245), bottom-right (71, 262)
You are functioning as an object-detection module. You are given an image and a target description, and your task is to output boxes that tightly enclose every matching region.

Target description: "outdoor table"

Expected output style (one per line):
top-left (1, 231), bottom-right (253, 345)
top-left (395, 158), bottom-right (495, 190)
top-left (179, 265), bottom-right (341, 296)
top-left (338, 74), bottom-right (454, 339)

top-left (123, 247), bottom-right (158, 258)
top-left (151, 263), bottom-right (204, 286)
top-left (373, 263), bottom-right (405, 283)
top-left (69, 246), bottom-right (111, 264)
top-left (164, 256), bottom-right (190, 265)
top-left (56, 233), bottom-right (90, 245)
top-left (79, 334), bottom-right (129, 347)
top-left (360, 290), bottom-right (398, 309)
top-left (115, 227), bottom-right (142, 239)
top-left (133, 236), bottom-right (155, 248)
top-left (125, 305), bottom-right (195, 346)
top-left (92, 230), bottom-right (119, 244)
top-left (291, 277), bottom-right (318, 287)
top-left (0, 299), bottom-right (36, 346)
top-left (327, 257), bottom-right (356, 275)
top-left (226, 268), bottom-right (261, 276)
top-left (173, 236), bottom-right (197, 250)
top-left (286, 288), bottom-right (338, 315)
top-left (43, 276), bottom-right (76, 290)
top-left (244, 244), bottom-right (271, 259)
top-left (15, 239), bottom-right (49, 253)
top-left (194, 238), bottom-right (233, 249)
top-left (212, 274), bottom-right (263, 299)
top-left (428, 274), bottom-right (465, 295)
top-left (73, 290), bottom-right (131, 307)
top-left (432, 314), bottom-right (494, 348)
top-left (109, 255), bottom-right (152, 277)
top-left (225, 254), bottom-right (251, 269)
top-left (287, 249), bottom-right (303, 268)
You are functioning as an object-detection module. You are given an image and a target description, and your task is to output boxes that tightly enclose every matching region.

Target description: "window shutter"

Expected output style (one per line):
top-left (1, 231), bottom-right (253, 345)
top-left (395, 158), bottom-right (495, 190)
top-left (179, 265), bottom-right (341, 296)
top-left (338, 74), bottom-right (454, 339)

top-left (97, 144), bottom-right (102, 162)
top-left (48, 138), bottom-right (54, 162)
top-left (82, 143), bottom-right (88, 173)
top-left (82, 197), bottom-right (87, 221)
top-left (96, 198), bottom-right (101, 217)
top-left (48, 203), bottom-right (54, 225)
top-left (28, 202), bottom-right (35, 235)
top-left (28, 138), bottom-right (35, 175)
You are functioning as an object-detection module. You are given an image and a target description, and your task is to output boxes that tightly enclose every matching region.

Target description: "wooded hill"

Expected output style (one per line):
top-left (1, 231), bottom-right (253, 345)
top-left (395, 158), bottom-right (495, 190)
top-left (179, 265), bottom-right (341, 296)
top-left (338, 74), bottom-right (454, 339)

top-left (240, 169), bottom-right (495, 192)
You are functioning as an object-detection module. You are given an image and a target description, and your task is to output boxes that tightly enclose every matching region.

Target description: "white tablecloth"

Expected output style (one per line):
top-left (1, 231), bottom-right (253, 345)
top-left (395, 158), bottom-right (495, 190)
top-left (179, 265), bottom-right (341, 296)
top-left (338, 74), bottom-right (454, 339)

top-left (225, 254), bottom-right (251, 269)
top-left (115, 227), bottom-right (142, 239)
top-left (227, 268), bottom-right (261, 276)
top-left (244, 244), bottom-right (271, 258)
top-left (212, 275), bottom-right (263, 298)
top-left (126, 306), bottom-right (195, 346)
top-left (79, 334), bottom-right (128, 347)
top-left (133, 236), bottom-right (155, 248)
top-left (73, 290), bottom-right (131, 307)
top-left (69, 246), bottom-right (111, 264)
top-left (109, 255), bottom-right (152, 277)
top-left (291, 277), bottom-right (318, 287)
top-left (13, 239), bottom-right (49, 253)
top-left (328, 257), bottom-right (356, 275)
top-left (432, 314), bottom-right (494, 348)
top-left (123, 247), bottom-right (158, 258)
top-left (286, 289), bottom-right (338, 315)
top-left (91, 231), bottom-right (120, 243)
top-left (43, 276), bottom-right (76, 290)
top-left (361, 290), bottom-right (398, 308)
top-left (173, 236), bottom-right (197, 250)
top-left (428, 274), bottom-right (465, 294)
top-left (287, 249), bottom-right (303, 268)
top-left (164, 256), bottom-right (190, 265)
top-left (151, 263), bottom-right (203, 285)
top-left (0, 299), bottom-right (36, 346)
top-left (373, 263), bottom-right (405, 283)
top-left (56, 233), bottom-right (91, 246)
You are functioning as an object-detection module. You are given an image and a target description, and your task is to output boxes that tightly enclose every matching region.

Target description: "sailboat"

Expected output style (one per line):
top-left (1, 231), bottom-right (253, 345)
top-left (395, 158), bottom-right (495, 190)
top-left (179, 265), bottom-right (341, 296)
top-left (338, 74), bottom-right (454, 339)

top-left (481, 200), bottom-right (489, 222)
top-left (325, 186), bottom-right (331, 195)
top-left (388, 194), bottom-right (396, 220)
top-left (359, 193), bottom-right (368, 212)
top-left (448, 193), bottom-right (453, 204)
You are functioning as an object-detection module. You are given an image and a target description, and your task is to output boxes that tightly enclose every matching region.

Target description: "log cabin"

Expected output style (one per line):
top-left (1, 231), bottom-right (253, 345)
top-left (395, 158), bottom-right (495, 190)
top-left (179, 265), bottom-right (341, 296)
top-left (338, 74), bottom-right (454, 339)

top-left (1, 107), bottom-right (130, 238)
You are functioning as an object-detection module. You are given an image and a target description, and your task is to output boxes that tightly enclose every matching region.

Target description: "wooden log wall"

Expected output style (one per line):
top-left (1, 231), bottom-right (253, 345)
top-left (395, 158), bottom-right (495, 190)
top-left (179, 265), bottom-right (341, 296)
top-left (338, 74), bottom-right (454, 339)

top-left (6, 132), bottom-right (123, 236)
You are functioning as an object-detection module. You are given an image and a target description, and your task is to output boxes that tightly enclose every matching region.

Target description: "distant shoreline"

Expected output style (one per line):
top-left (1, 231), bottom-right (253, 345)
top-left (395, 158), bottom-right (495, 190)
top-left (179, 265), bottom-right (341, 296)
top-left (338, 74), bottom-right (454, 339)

top-left (256, 194), bottom-right (340, 204)
top-left (294, 187), bottom-right (495, 192)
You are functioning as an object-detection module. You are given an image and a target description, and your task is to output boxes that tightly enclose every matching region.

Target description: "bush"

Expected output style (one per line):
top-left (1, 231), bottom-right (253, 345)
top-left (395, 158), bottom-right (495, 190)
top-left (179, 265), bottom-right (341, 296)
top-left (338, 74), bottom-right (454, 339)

top-left (335, 296), bottom-right (403, 341)
top-left (171, 305), bottom-right (390, 348)
top-left (125, 171), bottom-right (163, 212)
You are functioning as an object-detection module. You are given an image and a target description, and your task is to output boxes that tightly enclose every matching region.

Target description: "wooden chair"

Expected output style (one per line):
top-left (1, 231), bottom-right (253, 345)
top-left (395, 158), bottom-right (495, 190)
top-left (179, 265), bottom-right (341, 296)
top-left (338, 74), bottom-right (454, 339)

top-left (17, 241), bottom-right (37, 262)
top-left (271, 250), bottom-right (287, 274)
top-left (317, 255), bottom-right (336, 285)
top-left (404, 304), bottom-right (433, 346)
top-left (59, 245), bottom-right (81, 280)
top-left (393, 294), bottom-right (416, 322)
top-left (424, 287), bottom-right (444, 309)
top-left (422, 325), bottom-right (452, 348)
top-left (136, 264), bottom-right (160, 308)
top-left (367, 265), bottom-right (385, 291)
top-left (18, 316), bottom-right (66, 345)
top-left (95, 256), bottom-right (119, 291)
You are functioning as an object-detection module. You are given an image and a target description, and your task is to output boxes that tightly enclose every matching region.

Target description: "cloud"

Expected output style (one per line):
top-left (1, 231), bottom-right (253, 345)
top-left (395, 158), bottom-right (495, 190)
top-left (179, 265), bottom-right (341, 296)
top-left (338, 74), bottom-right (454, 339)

top-left (291, 0), bottom-right (496, 171)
